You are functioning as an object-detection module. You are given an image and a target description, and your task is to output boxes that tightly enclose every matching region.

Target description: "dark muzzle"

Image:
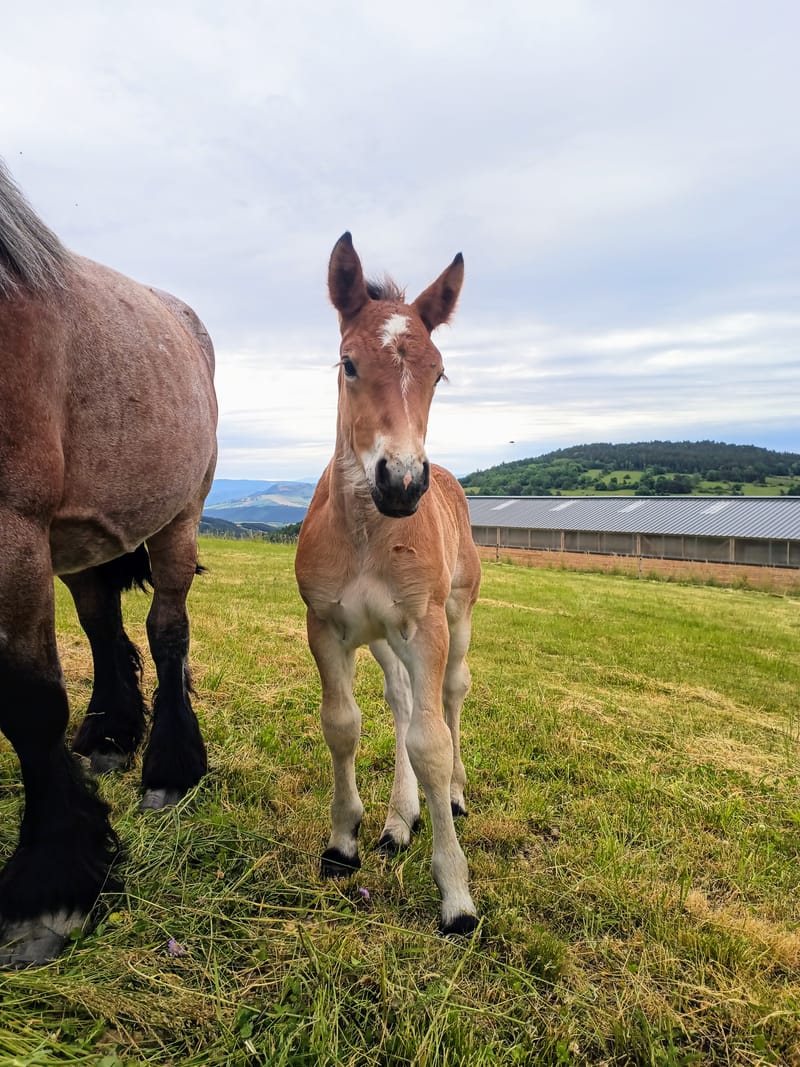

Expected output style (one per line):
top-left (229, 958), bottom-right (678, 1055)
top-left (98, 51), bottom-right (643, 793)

top-left (371, 458), bottom-right (431, 517)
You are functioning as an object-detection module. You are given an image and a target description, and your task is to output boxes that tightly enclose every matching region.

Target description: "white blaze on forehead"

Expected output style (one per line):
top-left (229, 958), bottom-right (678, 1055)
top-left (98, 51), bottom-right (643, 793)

top-left (380, 313), bottom-right (410, 350)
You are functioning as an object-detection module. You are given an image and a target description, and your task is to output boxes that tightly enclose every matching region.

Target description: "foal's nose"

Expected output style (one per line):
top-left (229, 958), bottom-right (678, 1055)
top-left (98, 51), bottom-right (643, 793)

top-left (372, 456), bottom-right (430, 517)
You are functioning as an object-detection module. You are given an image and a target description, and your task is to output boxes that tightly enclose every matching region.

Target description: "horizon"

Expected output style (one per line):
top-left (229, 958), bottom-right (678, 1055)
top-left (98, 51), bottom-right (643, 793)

top-left (211, 435), bottom-right (800, 487)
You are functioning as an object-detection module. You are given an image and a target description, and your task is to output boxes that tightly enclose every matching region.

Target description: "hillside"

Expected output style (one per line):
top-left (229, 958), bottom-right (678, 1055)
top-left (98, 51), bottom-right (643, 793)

top-left (459, 440), bottom-right (800, 497)
top-left (205, 479), bottom-right (315, 524)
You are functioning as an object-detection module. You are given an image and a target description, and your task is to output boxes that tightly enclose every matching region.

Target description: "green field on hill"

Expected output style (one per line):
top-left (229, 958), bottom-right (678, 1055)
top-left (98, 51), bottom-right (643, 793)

top-left (1, 540), bottom-right (798, 1065)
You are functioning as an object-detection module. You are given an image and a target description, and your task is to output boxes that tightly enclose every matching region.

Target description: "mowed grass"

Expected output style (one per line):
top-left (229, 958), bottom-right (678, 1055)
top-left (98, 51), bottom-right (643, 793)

top-left (1, 538), bottom-right (799, 1065)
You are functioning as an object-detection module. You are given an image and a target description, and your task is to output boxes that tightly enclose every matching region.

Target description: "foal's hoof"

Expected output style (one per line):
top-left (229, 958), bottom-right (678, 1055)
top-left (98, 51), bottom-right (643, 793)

top-left (375, 818), bottom-right (421, 856)
top-left (140, 788), bottom-right (183, 812)
top-left (375, 833), bottom-right (405, 857)
top-left (440, 912), bottom-right (479, 937)
top-left (0, 911), bottom-right (84, 968)
top-left (320, 848), bottom-right (361, 879)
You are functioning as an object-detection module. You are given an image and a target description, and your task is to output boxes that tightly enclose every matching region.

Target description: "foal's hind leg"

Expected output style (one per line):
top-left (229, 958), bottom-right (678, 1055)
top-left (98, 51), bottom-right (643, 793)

top-left (0, 515), bottom-right (119, 966)
top-left (139, 511), bottom-right (207, 811)
top-left (394, 606), bottom-right (477, 934)
top-left (443, 593), bottom-right (474, 818)
top-left (369, 639), bottom-right (420, 852)
top-left (66, 555), bottom-right (149, 773)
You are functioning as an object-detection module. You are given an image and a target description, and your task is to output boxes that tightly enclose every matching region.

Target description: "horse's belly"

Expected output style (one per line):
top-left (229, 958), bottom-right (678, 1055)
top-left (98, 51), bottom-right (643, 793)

top-left (49, 513), bottom-right (140, 574)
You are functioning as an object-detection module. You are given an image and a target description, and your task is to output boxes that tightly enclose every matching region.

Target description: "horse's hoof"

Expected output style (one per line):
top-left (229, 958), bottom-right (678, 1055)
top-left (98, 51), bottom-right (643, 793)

top-left (0, 911), bottom-right (84, 968)
top-left (88, 750), bottom-right (130, 774)
top-left (140, 788), bottom-right (182, 811)
top-left (375, 832), bottom-right (405, 856)
top-left (320, 848), bottom-right (361, 878)
top-left (375, 816), bottom-right (420, 855)
top-left (440, 912), bottom-right (479, 937)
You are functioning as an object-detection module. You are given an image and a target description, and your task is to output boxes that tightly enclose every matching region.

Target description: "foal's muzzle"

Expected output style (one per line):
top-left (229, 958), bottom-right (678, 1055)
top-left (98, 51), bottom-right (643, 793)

top-left (371, 458), bottom-right (431, 517)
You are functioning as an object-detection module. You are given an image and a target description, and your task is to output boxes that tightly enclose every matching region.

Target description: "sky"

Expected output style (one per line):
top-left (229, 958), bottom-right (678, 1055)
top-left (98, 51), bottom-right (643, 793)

top-left (3, 1), bottom-right (799, 480)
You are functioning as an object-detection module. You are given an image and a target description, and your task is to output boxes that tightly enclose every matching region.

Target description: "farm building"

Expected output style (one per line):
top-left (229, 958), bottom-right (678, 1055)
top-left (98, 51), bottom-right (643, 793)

top-left (467, 496), bottom-right (800, 569)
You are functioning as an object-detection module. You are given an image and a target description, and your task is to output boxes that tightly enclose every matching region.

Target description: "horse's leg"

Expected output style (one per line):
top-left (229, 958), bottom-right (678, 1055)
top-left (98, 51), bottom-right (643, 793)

top-left (369, 638), bottom-right (420, 852)
top-left (307, 612), bottom-right (363, 876)
top-left (393, 607), bottom-right (477, 935)
top-left (0, 515), bottom-right (119, 966)
top-left (443, 592), bottom-right (474, 818)
top-left (139, 511), bottom-right (207, 811)
top-left (65, 557), bottom-right (149, 773)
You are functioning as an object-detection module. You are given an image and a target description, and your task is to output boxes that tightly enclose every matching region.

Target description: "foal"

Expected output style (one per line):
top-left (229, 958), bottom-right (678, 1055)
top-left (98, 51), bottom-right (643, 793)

top-left (295, 234), bottom-right (481, 934)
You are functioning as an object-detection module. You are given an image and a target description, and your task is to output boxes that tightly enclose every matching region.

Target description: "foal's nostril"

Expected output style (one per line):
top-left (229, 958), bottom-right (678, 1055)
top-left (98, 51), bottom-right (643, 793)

top-left (421, 461), bottom-right (430, 492)
top-left (375, 458), bottom-right (390, 494)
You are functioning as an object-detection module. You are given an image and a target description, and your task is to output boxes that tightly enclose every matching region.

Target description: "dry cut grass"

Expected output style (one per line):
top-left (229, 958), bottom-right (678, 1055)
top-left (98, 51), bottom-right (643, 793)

top-left (0, 539), bottom-right (799, 1065)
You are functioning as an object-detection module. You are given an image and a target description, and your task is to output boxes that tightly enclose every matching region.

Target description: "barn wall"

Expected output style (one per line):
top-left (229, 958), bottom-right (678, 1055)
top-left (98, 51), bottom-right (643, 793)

top-left (471, 526), bottom-right (798, 571)
top-left (475, 545), bottom-right (800, 595)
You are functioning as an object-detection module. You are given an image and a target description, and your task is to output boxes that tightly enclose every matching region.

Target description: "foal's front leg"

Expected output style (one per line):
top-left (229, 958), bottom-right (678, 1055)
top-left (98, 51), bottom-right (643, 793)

top-left (394, 607), bottom-right (478, 934)
top-left (307, 612), bottom-right (364, 875)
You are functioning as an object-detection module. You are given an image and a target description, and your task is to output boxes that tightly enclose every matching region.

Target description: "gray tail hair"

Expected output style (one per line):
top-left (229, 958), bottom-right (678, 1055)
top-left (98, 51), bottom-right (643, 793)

top-left (0, 160), bottom-right (68, 297)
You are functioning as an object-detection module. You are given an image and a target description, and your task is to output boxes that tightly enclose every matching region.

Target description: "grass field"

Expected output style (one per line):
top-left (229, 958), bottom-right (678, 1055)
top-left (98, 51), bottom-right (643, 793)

top-left (1, 539), bottom-right (799, 1066)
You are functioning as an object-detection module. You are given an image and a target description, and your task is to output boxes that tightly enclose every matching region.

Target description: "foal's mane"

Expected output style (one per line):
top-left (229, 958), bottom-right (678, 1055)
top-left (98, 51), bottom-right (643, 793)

top-left (0, 161), bottom-right (68, 297)
top-left (366, 275), bottom-right (406, 303)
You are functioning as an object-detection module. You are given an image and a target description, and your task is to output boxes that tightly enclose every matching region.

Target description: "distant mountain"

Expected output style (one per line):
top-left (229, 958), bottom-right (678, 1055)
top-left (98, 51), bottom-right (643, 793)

top-left (206, 479), bottom-right (317, 508)
top-left (204, 479), bottom-right (316, 525)
top-left (199, 516), bottom-right (256, 539)
top-left (459, 441), bottom-right (800, 497)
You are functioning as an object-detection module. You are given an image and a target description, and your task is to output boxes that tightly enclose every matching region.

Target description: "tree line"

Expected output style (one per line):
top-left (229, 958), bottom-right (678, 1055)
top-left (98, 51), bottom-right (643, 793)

top-left (459, 441), bottom-right (800, 496)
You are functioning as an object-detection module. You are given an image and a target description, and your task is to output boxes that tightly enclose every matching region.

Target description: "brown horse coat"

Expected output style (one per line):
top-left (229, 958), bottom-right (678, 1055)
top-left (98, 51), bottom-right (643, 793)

top-left (296, 234), bottom-right (481, 933)
top-left (0, 162), bottom-right (217, 965)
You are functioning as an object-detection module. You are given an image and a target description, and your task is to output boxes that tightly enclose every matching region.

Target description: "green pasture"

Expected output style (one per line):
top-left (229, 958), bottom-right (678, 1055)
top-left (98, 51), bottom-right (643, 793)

top-left (1, 539), bottom-right (799, 1065)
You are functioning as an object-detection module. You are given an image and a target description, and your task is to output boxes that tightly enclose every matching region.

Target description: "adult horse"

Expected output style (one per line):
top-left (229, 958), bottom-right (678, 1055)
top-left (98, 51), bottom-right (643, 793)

top-left (295, 233), bottom-right (481, 934)
top-left (0, 162), bottom-right (217, 965)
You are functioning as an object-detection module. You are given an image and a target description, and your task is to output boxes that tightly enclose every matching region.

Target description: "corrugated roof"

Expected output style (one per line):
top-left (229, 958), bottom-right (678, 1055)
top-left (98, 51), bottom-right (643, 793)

top-left (466, 496), bottom-right (800, 541)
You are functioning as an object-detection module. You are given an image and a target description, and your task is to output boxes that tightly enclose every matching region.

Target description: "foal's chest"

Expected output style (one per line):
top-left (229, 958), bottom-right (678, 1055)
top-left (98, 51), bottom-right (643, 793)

top-left (308, 548), bottom-right (434, 649)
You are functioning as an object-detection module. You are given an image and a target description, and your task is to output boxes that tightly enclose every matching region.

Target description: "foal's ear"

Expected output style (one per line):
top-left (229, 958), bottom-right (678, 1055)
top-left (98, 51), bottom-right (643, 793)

top-left (412, 253), bottom-right (464, 333)
top-left (328, 232), bottom-right (369, 321)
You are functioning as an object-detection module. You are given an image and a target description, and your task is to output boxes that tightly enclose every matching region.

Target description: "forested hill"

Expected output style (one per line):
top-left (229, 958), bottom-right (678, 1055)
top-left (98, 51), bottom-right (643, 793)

top-left (459, 441), bottom-right (800, 496)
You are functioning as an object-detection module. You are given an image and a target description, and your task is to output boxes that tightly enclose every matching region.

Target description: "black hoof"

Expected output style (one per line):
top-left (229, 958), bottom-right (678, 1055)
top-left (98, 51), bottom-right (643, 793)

top-left (451, 801), bottom-right (468, 818)
top-left (320, 848), bottom-right (361, 879)
top-left (375, 816), bottom-right (421, 856)
top-left (375, 833), bottom-right (405, 856)
top-left (441, 912), bottom-right (479, 937)
top-left (88, 750), bottom-right (131, 774)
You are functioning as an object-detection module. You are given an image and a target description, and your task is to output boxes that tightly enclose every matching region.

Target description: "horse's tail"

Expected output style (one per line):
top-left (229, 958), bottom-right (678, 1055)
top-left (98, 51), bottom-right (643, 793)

top-left (96, 545), bottom-right (153, 593)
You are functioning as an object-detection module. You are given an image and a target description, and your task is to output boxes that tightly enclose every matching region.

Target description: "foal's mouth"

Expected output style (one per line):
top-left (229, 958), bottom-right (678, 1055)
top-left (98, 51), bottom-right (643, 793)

top-left (372, 496), bottom-right (421, 519)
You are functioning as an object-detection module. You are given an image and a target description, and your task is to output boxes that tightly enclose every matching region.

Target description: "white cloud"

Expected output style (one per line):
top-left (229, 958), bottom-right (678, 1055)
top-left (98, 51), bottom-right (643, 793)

top-left (2, 1), bottom-right (799, 480)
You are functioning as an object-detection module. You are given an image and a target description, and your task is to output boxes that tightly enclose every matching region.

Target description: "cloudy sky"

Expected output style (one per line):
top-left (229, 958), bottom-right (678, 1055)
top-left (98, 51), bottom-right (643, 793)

top-left (4, 1), bottom-right (798, 480)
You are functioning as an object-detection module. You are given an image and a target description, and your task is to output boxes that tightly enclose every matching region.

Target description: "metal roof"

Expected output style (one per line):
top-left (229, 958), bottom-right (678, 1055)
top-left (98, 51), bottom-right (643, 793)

top-left (466, 496), bottom-right (800, 541)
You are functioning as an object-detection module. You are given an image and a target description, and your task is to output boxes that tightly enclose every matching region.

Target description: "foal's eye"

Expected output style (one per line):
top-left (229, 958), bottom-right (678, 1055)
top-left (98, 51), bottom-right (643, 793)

top-left (341, 357), bottom-right (357, 379)
top-left (435, 370), bottom-right (447, 385)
